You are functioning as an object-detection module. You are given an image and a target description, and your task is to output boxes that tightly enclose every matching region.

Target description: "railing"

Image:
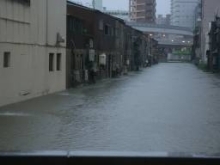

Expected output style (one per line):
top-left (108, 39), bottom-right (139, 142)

top-left (126, 22), bottom-right (193, 32)
top-left (0, 151), bottom-right (220, 165)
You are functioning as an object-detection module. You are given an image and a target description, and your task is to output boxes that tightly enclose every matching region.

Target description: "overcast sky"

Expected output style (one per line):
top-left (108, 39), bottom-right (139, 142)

top-left (72, 0), bottom-right (171, 16)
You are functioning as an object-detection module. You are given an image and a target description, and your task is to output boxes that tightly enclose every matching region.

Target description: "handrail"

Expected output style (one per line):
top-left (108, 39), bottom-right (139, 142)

top-left (126, 22), bottom-right (193, 32)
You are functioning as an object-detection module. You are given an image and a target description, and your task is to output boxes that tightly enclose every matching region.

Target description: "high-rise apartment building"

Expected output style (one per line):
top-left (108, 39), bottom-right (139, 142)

top-left (129, 0), bottom-right (156, 23)
top-left (156, 14), bottom-right (171, 25)
top-left (171, 0), bottom-right (199, 29)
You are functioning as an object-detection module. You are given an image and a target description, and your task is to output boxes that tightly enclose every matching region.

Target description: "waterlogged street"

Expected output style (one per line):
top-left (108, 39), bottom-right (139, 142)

top-left (1, 63), bottom-right (220, 154)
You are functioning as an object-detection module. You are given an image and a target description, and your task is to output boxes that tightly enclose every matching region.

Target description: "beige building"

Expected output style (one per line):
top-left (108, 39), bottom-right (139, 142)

top-left (200, 0), bottom-right (220, 63)
top-left (129, 0), bottom-right (156, 23)
top-left (0, 0), bottom-right (66, 107)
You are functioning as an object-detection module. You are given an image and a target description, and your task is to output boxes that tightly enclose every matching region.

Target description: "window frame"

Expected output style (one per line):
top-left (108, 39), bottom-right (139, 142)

top-left (49, 53), bottom-right (54, 72)
top-left (3, 52), bottom-right (11, 68)
top-left (56, 53), bottom-right (62, 71)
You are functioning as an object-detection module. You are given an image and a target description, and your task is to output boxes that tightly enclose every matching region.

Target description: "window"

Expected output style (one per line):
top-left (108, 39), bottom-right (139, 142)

top-left (12, 0), bottom-right (30, 6)
top-left (99, 20), bottom-right (104, 30)
top-left (57, 53), bottom-right (61, 71)
top-left (105, 25), bottom-right (110, 35)
top-left (49, 53), bottom-right (54, 72)
top-left (68, 16), bottom-right (83, 33)
top-left (3, 52), bottom-right (10, 68)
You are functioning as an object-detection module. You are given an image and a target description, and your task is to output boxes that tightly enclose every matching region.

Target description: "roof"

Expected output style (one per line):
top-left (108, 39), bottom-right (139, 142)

top-left (67, 0), bottom-right (125, 24)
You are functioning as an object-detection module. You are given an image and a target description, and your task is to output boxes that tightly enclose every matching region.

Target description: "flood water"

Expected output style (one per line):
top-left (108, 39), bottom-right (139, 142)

top-left (1, 63), bottom-right (220, 155)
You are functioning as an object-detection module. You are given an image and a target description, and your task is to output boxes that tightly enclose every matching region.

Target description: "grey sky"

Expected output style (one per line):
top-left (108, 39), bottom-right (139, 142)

top-left (73, 0), bottom-right (171, 15)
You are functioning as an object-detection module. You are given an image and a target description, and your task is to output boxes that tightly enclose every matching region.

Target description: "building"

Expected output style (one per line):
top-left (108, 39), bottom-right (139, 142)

top-left (129, 0), bottom-right (156, 23)
top-left (200, 0), bottom-right (220, 63)
top-left (156, 15), bottom-right (166, 25)
top-left (0, 0), bottom-right (66, 107)
top-left (166, 14), bottom-right (171, 25)
top-left (104, 10), bottom-right (130, 21)
top-left (67, 2), bottom-right (125, 86)
top-left (171, 0), bottom-right (199, 29)
top-left (92, 0), bottom-right (103, 11)
top-left (194, 1), bottom-right (202, 29)
top-left (192, 1), bottom-right (202, 63)
top-left (66, 1), bottom-right (149, 87)
top-left (156, 14), bottom-right (171, 25)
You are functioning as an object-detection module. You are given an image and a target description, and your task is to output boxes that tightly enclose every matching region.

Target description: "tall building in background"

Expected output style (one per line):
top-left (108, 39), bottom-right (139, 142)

top-left (92, 0), bottom-right (103, 11)
top-left (156, 14), bottom-right (171, 25)
top-left (129, 0), bottom-right (156, 23)
top-left (171, 0), bottom-right (199, 29)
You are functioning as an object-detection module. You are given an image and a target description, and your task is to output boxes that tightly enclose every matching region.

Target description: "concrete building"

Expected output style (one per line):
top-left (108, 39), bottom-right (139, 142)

top-left (200, 0), bottom-right (220, 63)
top-left (156, 14), bottom-right (171, 25)
top-left (92, 0), bottom-right (103, 11)
top-left (166, 14), bottom-right (171, 25)
top-left (104, 10), bottom-right (130, 21)
top-left (171, 0), bottom-right (199, 29)
top-left (194, 1), bottom-right (202, 29)
top-left (0, 0), bottom-right (66, 107)
top-left (129, 0), bottom-right (156, 23)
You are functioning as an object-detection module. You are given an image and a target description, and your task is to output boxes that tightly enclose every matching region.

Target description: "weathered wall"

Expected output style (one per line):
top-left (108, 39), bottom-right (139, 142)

top-left (0, 0), bottom-right (66, 106)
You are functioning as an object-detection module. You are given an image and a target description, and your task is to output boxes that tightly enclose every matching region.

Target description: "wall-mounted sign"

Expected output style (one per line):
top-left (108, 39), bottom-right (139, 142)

top-left (99, 53), bottom-right (106, 65)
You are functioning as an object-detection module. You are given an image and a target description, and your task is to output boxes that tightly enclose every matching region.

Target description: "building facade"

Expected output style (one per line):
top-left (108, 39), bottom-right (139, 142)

top-left (129, 0), bottom-right (156, 23)
top-left (66, 2), bottom-right (150, 87)
top-left (156, 14), bottom-right (171, 25)
top-left (0, 0), bottom-right (66, 107)
top-left (171, 0), bottom-right (199, 29)
top-left (104, 10), bottom-right (130, 21)
top-left (200, 0), bottom-right (220, 63)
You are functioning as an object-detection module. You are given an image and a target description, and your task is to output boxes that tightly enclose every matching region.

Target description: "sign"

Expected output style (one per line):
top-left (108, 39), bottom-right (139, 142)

top-left (99, 53), bottom-right (106, 65)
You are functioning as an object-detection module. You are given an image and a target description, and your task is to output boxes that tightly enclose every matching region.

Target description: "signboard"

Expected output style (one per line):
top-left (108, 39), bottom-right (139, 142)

top-left (99, 53), bottom-right (106, 65)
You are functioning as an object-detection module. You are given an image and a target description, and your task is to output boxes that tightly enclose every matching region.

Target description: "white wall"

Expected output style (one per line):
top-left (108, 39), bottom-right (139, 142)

top-left (0, 0), bottom-right (66, 107)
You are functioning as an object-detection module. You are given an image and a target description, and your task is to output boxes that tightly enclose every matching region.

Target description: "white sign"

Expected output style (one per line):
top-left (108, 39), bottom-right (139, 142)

top-left (99, 53), bottom-right (106, 65)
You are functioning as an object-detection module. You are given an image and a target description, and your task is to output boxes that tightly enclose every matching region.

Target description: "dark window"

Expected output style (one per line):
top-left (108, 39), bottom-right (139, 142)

top-left (105, 25), bottom-right (110, 35)
top-left (68, 16), bottom-right (83, 33)
top-left (49, 53), bottom-right (54, 72)
top-left (3, 52), bottom-right (10, 68)
top-left (57, 53), bottom-right (61, 71)
top-left (12, 0), bottom-right (30, 6)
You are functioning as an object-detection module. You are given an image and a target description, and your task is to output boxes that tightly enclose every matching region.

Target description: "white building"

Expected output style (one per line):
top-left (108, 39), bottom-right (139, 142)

top-left (171, 0), bottom-right (199, 29)
top-left (92, 0), bottom-right (103, 11)
top-left (104, 10), bottom-right (130, 21)
top-left (0, 0), bottom-right (66, 107)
